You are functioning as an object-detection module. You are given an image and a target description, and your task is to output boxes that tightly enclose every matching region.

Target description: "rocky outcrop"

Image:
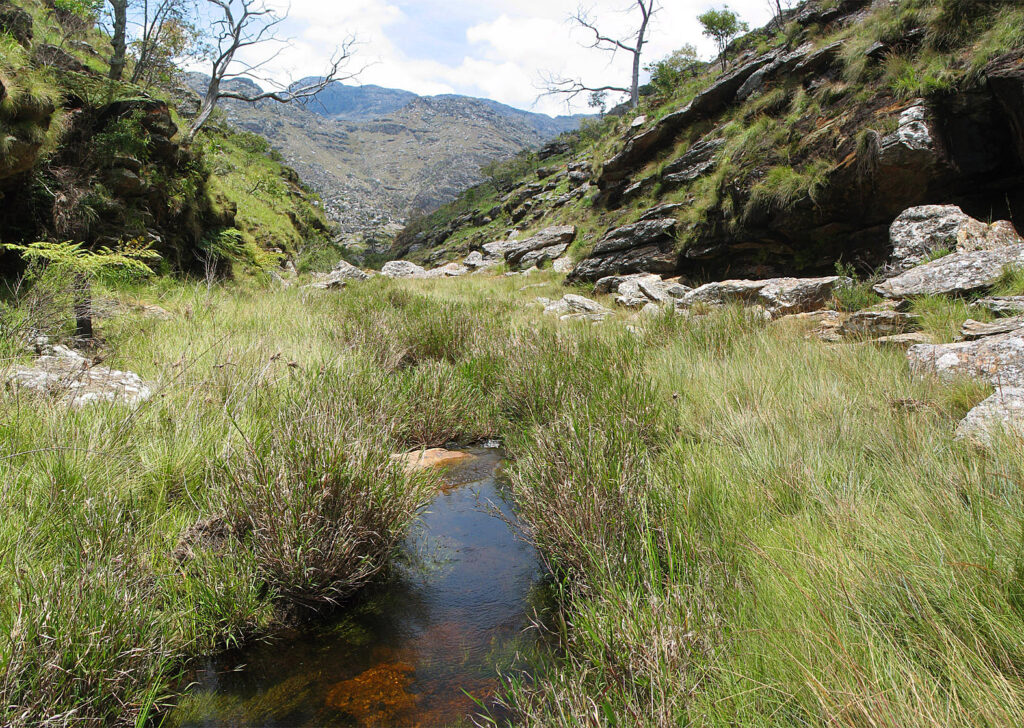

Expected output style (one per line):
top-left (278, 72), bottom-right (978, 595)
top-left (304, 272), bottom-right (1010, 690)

top-left (838, 302), bottom-right (916, 338)
top-left (0, 2), bottom-right (33, 47)
top-left (876, 245), bottom-right (1024, 298)
top-left (661, 138), bottom-right (726, 186)
top-left (875, 206), bottom-right (1024, 297)
top-left (961, 316), bottom-right (1024, 340)
top-left (680, 276), bottom-right (850, 316)
top-left (972, 297), bottom-right (1024, 316)
top-left (308, 260), bottom-right (372, 289)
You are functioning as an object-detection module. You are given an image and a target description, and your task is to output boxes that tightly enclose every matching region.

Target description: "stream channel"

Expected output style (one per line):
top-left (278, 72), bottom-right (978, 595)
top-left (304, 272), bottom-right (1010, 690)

top-left (171, 446), bottom-right (546, 727)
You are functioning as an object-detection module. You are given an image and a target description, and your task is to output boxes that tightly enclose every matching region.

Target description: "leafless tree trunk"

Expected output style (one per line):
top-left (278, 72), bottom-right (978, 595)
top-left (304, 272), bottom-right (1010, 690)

top-left (108, 0), bottom-right (128, 81)
top-left (186, 0), bottom-right (359, 142)
top-left (540, 0), bottom-right (658, 111)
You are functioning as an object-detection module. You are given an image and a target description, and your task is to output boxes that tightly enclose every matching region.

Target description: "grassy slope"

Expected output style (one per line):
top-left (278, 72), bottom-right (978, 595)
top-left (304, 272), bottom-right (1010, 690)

top-left (400, 0), bottom-right (1024, 270)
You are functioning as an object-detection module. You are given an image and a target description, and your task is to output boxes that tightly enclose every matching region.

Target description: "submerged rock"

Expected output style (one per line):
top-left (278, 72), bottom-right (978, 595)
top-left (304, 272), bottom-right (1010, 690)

top-left (392, 448), bottom-right (472, 473)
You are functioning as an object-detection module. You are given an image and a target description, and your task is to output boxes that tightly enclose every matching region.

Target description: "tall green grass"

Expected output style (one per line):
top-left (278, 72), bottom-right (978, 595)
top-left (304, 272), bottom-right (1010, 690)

top-left (2, 271), bottom-right (1023, 726)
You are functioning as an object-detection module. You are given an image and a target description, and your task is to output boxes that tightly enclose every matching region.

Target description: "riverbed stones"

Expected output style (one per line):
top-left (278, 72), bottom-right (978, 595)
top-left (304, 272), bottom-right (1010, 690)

top-left (9, 347), bottom-right (153, 407)
top-left (681, 276), bottom-right (850, 316)
top-left (956, 387), bottom-right (1024, 445)
top-left (907, 329), bottom-right (1024, 386)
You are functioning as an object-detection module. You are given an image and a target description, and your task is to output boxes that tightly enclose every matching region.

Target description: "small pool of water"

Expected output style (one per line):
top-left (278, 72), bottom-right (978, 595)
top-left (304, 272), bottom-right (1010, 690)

top-left (170, 447), bottom-right (545, 727)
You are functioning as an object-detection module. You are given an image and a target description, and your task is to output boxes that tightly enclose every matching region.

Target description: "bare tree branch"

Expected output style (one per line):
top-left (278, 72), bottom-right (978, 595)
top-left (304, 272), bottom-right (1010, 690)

top-left (186, 0), bottom-right (360, 141)
top-left (540, 0), bottom-right (659, 112)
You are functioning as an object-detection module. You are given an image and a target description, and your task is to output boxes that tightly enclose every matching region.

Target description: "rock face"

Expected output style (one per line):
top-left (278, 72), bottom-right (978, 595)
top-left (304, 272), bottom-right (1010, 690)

top-left (381, 260), bottom-right (427, 279)
top-left (839, 304), bottom-right (916, 338)
top-left (956, 388), bottom-right (1024, 445)
top-left (907, 329), bottom-right (1024, 386)
top-left (9, 347), bottom-right (152, 408)
top-left (680, 276), bottom-right (850, 316)
top-left (503, 225), bottom-right (576, 269)
top-left (569, 217), bottom-right (678, 281)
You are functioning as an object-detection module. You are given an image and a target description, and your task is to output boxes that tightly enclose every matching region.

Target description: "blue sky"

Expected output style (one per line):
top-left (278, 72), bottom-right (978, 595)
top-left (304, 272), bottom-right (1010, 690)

top-left (250, 0), bottom-right (773, 116)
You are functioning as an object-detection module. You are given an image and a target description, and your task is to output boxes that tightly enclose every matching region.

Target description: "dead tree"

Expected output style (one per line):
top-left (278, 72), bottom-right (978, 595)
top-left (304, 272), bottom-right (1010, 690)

top-left (186, 0), bottom-right (358, 142)
top-left (541, 0), bottom-right (658, 111)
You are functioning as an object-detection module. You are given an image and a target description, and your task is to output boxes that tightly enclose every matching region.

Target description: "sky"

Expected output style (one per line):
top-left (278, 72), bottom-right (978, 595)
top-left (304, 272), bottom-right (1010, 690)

top-left (243, 0), bottom-right (775, 117)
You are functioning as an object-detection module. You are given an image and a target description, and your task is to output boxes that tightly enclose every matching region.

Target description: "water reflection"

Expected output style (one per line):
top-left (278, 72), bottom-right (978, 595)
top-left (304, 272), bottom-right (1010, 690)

top-left (171, 448), bottom-right (543, 727)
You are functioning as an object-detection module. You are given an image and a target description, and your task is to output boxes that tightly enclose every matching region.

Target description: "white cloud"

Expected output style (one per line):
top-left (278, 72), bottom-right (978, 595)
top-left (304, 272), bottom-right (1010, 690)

top-left (228, 0), bottom-right (774, 116)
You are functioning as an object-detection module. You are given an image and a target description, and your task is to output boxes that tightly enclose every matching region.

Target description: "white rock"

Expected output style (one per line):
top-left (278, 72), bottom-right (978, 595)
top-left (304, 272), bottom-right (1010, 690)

top-left (956, 387), bottom-right (1024, 445)
top-left (381, 260), bottom-right (427, 279)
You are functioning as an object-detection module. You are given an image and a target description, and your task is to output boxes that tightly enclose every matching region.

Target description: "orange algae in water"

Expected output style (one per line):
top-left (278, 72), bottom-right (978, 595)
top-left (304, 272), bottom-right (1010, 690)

top-left (324, 662), bottom-right (418, 725)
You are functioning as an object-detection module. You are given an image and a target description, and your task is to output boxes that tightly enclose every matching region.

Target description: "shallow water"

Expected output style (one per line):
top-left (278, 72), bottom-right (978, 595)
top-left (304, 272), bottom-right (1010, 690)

top-left (172, 448), bottom-right (544, 727)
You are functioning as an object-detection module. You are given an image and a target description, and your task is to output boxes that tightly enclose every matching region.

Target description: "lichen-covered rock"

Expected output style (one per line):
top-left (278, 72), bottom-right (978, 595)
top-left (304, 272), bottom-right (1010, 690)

top-left (464, 250), bottom-right (501, 270)
top-left (839, 302), bottom-right (916, 338)
top-left (381, 260), bottom-right (427, 279)
top-left (907, 329), bottom-right (1024, 386)
top-left (887, 205), bottom-right (1023, 273)
top-left (542, 294), bottom-right (612, 322)
top-left (956, 387), bottom-right (1024, 445)
top-left (551, 257), bottom-right (574, 274)
top-left (681, 276), bottom-right (850, 316)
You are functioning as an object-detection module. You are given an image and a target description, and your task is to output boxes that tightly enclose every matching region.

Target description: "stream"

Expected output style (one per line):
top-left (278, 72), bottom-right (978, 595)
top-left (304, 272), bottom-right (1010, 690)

top-left (171, 447), bottom-right (545, 727)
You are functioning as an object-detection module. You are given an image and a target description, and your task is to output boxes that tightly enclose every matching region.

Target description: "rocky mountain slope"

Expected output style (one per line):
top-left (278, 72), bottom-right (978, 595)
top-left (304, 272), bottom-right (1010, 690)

top-left (392, 0), bottom-right (1024, 285)
top-left (202, 78), bottom-right (587, 235)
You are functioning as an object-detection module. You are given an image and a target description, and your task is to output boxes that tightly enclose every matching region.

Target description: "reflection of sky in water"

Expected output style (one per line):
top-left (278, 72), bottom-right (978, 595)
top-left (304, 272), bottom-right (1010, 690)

top-left (171, 448), bottom-right (545, 727)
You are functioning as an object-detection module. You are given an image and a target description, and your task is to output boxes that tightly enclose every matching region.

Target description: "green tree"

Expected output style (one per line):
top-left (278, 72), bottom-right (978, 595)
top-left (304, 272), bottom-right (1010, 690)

top-left (3, 240), bottom-right (160, 342)
top-left (645, 45), bottom-right (700, 97)
top-left (698, 7), bottom-right (749, 71)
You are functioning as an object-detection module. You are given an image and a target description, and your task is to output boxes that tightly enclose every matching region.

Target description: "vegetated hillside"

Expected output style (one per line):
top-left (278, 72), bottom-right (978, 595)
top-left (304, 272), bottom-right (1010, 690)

top-left (201, 76), bottom-right (588, 237)
top-left (0, 0), bottom-right (331, 277)
top-left (395, 0), bottom-right (1024, 281)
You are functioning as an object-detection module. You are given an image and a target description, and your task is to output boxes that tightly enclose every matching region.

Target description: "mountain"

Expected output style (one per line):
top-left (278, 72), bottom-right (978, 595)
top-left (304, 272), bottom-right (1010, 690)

top-left (192, 77), bottom-right (589, 235)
